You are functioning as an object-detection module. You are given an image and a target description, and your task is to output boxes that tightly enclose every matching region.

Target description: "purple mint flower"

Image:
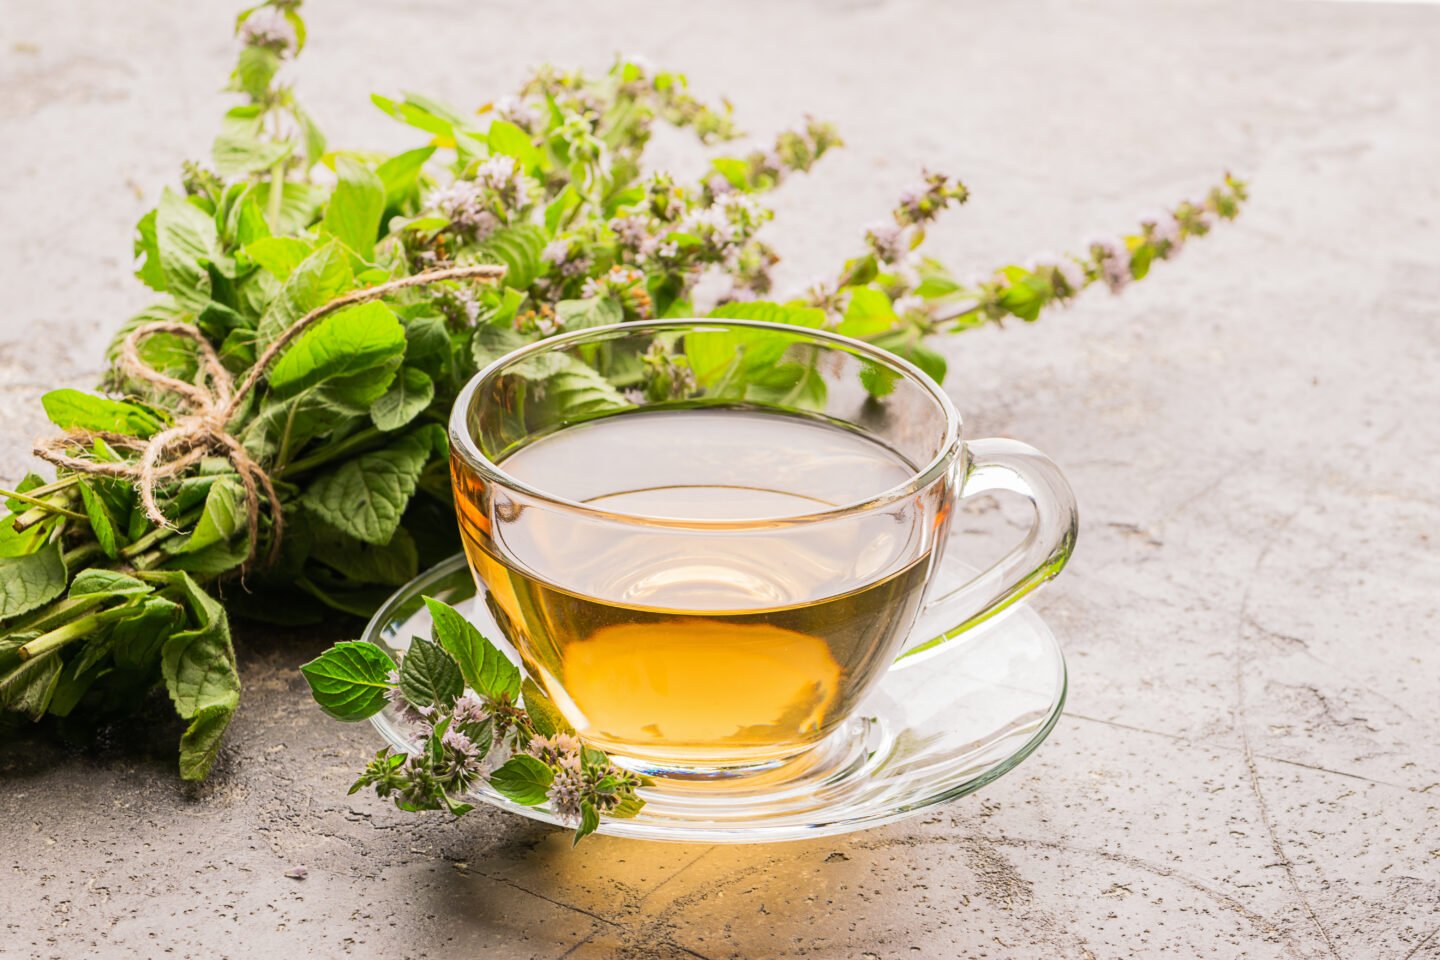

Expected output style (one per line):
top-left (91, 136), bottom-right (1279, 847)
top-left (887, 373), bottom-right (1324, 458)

top-left (441, 728), bottom-right (478, 761)
top-left (452, 694), bottom-right (489, 726)
top-left (495, 95), bottom-right (541, 132)
top-left (1056, 258), bottom-right (1087, 296)
top-left (560, 255), bottom-right (593, 278)
top-left (545, 762), bottom-right (585, 825)
top-left (1085, 235), bottom-right (1131, 294)
top-left (239, 10), bottom-right (295, 53)
top-left (526, 733), bottom-right (582, 766)
top-left (542, 238), bottom-right (572, 263)
top-left (1140, 209), bottom-right (1181, 249)
top-left (865, 221), bottom-right (906, 264)
top-left (425, 181), bottom-right (498, 241)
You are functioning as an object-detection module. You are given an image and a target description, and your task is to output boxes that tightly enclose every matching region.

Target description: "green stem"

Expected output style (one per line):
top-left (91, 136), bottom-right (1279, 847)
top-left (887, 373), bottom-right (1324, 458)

top-left (129, 550), bottom-right (164, 572)
top-left (119, 508), bottom-right (201, 559)
top-left (63, 542), bottom-right (104, 568)
top-left (16, 476), bottom-right (79, 499)
top-left (933, 300), bottom-right (982, 328)
top-left (0, 487), bottom-right (86, 519)
top-left (3, 594), bottom-right (109, 638)
top-left (268, 159), bottom-right (286, 231)
top-left (13, 491), bottom-right (80, 532)
top-left (17, 610), bottom-right (115, 661)
top-left (280, 426), bottom-right (385, 478)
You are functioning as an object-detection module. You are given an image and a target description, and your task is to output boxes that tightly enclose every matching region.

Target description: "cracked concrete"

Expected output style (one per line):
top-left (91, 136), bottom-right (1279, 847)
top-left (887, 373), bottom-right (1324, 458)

top-left (1, 0), bottom-right (1438, 957)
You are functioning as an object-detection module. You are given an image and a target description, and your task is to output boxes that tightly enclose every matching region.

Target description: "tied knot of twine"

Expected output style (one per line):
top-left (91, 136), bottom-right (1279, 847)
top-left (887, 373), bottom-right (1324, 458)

top-left (34, 264), bottom-right (505, 569)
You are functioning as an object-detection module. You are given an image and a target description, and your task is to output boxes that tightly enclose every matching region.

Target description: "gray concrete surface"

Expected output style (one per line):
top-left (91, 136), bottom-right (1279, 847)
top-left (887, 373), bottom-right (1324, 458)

top-left (2, 1), bottom-right (1438, 957)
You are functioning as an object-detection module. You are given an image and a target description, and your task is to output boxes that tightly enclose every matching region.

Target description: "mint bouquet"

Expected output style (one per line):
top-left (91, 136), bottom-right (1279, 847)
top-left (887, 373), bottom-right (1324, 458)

top-left (0, 0), bottom-right (1245, 794)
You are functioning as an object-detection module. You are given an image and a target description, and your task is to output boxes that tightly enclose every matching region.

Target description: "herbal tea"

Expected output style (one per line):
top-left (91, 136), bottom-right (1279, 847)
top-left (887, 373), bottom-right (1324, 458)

top-left (454, 408), bottom-right (936, 769)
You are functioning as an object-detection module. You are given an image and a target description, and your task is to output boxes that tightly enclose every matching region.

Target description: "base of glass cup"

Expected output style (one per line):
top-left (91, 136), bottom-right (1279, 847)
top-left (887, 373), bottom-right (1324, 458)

top-left (603, 721), bottom-right (869, 785)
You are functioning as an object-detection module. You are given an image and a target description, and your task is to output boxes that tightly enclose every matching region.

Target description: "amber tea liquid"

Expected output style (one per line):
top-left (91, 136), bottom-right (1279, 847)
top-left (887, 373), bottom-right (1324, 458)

top-left (454, 409), bottom-right (935, 771)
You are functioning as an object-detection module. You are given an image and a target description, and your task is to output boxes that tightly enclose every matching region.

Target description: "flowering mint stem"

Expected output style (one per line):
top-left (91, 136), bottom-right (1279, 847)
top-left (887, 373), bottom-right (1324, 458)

top-left (267, 159), bottom-right (286, 231)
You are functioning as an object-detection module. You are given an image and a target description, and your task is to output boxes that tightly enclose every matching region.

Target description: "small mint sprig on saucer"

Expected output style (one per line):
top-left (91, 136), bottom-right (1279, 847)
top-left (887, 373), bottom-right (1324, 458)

top-left (299, 596), bottom-right (648, 844)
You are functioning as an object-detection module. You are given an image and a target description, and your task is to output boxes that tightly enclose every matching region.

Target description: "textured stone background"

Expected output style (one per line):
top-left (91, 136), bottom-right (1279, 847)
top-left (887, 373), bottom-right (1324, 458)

top-left (1, 1), bottom-right (1438, 957)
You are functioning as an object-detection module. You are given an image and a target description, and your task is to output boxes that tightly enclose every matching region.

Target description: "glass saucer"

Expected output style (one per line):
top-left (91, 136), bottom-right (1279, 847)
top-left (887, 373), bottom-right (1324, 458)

top-left (363, 554), bottom-right (1067, 844)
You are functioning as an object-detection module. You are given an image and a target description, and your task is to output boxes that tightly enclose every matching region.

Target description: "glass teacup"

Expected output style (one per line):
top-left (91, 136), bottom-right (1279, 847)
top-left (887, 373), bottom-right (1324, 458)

top-left (450, 319), bottom-right (1077, 779)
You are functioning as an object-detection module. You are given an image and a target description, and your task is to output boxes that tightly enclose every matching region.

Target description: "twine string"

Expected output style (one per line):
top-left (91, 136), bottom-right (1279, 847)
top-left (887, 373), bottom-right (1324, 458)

top-left (34, 264), bottom-right (505, 568)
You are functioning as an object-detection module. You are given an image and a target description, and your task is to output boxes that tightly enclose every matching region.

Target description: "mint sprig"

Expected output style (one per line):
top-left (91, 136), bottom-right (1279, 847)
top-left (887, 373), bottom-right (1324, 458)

top-left (301, 596), bottom-right (647, 844)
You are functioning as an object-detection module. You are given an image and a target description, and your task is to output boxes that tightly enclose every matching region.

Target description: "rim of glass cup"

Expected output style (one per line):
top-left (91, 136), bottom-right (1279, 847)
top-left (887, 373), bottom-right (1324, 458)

top-left (449, 318), bottom-right (963, 530)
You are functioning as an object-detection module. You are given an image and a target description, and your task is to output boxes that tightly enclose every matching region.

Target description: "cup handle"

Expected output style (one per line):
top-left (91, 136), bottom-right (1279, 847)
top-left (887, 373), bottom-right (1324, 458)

top-left (894, 438), bottom-right (1078, 667)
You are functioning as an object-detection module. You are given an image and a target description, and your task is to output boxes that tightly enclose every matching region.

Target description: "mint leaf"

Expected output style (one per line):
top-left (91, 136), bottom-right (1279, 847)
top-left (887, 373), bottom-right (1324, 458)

top-left (111, 597), bottom-right (182, 671)
top-left (708, 300), bottom-right (826, 328)
top-left (370, 366), bottom-right (434, 432)
top-left (213, 107), bottom-right (294, 176)
top-left (370, 92), bottom-right (459, 138)
top-left (252, 180), bottom-right (326, 235)
top-left (439, 788), bottom-right (474, 817)
top-left (0, 535), bottom-right (66, 621)
top-left (837, 286), bottom-right (900, 338)
top-left (182, 477), bottom-right (246, 554)
top-left (69, 569), bottom-right (151, 599)
top-left (521, 677), bottom-right (574, 737)
top-left (397, 636), bottom-right (462, 709)
top-left (230, 192), bottom-right (272, 247)
top-left (489, 754), bottom-right (554, 806)
top-left (710, 156), bottom-right (751, 191)
top-left (311, 526), bottom-right (419, 587)
top-left (244, 236), bottom-right (315, 281)
top-left (555, 296), bottom-right (622, 331)
top-left (41, 389), bottom-right (165, 438)
top-left (686, 310), bottom-right (818, 391)
top-left (915, 275), bottom-right (961, 298)
top-left (299, 640), bottom-right (397, 721)
top-left (162, 538), bottom-right (249, 577)
top-left (528, 357), bottom-right (630, 420)
top-left (487, 119), bottom-right (543, 176)
top-left (610, 794), bottom-right (645, 819)
top-left (147, 571), bottom-right (240, 780)
top-left (232, 45), bottom-right (280, 99)
top-left (159, 573), bottom-right (240, 717)
top-left (133, 209), bottom-right (166, 292)
top-left (0, 513), bottom-right (49, 559)
top-left (573, 801), bottom-right (600, 845)
top-left (267, 300), bottom-right (406, 398)
top-left (156, 189), bottom-right (221, 312)
top-left (545, 184), bottom-right (581, 234)
top-left (300, 427), bottom-right (442, 545)
top-left (77, 479), bottom-right (123, 559)
top-left (423, 596), bottom-right (520, 702)
top-left (859, 361), bottom-right (898, 398)
top-left (0, 653), bottom-right (62, 720)
top-left (178, 702), bottom-right (234, 780)
top-left (475, 224), bottom-right (545, 290)
top-left (376, 146), bottom-right (435, 208)
top-left (903, 341), bottom-right (947, 385)
top-left (321, 156), bottom-right (385, 260)
top-left (257, 241), bottom-right (354, 345)
top-left (241, 389), bottom-right (353, 463)
top-left (744, 361), bottom-right (827, 411)
top-left (471, 320), bottom-right (534, 370)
